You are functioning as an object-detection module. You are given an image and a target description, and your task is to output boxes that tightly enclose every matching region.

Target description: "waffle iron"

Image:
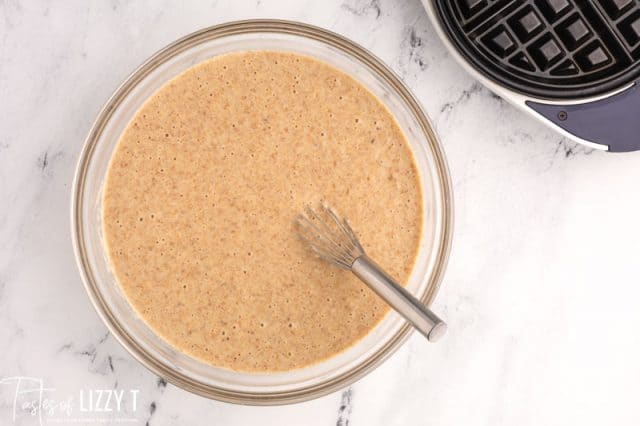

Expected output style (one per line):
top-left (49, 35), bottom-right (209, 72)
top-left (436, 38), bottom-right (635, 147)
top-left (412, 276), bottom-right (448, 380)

top-left (423, 0), bottom-right (640, 152)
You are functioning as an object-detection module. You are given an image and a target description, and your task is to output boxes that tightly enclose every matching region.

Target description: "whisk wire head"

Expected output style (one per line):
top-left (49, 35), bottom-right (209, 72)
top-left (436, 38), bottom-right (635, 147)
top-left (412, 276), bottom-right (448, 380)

top-left (296, 202), bottom-right (365, 269)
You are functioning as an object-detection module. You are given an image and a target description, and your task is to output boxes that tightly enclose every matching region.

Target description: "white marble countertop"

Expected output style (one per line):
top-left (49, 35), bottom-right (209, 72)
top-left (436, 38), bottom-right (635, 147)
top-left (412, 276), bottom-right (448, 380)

top-left (2, 0), bottom-right (640, 425)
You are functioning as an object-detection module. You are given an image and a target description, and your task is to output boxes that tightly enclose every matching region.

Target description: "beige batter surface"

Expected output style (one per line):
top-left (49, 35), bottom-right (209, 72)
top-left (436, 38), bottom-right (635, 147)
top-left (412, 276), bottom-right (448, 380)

top-left (103, 51), bottom-right (423, 372)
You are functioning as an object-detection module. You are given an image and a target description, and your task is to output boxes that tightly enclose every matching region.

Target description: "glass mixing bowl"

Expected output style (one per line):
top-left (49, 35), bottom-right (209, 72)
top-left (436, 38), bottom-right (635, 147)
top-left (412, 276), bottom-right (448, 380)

top-left (71, 20), bottom-right (453, 405)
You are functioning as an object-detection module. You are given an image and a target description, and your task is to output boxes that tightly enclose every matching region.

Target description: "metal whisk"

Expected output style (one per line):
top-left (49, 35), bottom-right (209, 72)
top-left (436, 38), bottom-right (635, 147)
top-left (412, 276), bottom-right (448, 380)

top-left (296, 203), bottom-right (447, 342)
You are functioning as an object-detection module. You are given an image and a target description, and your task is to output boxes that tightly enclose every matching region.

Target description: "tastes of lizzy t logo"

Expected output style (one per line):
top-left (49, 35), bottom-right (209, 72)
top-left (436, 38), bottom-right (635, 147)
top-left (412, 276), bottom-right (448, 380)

top-left (0, 377), bottom-right (140, 424)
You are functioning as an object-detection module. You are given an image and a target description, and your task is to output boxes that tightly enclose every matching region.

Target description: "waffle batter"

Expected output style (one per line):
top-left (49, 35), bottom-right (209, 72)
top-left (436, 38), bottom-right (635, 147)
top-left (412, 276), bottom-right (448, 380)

top-left (102, 51), bottom-right (423, 372)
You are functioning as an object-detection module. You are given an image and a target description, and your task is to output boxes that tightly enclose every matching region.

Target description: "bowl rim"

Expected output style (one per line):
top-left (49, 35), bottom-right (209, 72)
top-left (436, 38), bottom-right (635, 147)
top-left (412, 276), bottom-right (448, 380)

top-left (70, 19), bottom-right (454, 405)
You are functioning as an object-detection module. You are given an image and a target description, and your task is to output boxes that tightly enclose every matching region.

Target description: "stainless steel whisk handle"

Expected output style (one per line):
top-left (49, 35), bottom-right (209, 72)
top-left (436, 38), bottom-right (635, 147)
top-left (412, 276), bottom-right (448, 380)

top-left (351, 255), bottom-right (447, 342)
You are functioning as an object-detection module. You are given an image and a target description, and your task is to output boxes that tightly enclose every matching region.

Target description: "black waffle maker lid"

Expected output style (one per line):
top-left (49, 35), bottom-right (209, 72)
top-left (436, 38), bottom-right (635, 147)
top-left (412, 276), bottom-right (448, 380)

top-left (427, 0), bottom-right (640, 152)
